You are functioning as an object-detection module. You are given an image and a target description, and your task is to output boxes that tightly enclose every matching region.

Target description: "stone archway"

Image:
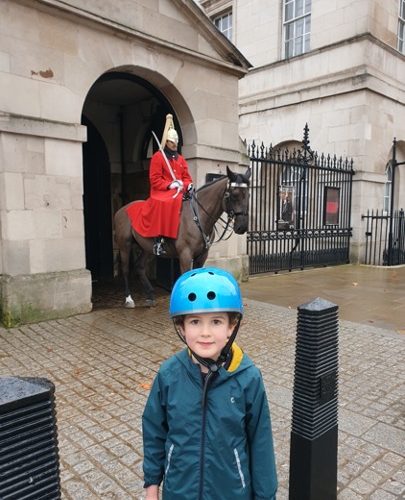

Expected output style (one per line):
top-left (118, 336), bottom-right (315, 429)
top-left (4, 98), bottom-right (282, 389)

top-left (81, 70), bottom-right (190, 293)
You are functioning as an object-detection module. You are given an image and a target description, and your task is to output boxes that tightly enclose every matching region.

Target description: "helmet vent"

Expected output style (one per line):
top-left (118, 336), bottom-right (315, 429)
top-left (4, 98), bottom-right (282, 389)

top-left (207, 291), bottom-right (216, 300)
top-left (188, 292), bottom-right (197, 302)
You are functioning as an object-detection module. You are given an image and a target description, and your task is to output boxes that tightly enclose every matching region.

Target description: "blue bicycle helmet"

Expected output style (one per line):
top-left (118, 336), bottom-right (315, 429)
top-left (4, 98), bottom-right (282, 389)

top-left (169, 267), bottom-right (243, 317)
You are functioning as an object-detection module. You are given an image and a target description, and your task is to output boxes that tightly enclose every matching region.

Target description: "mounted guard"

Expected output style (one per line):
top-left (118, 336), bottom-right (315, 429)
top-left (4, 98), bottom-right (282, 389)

top-left (114, 115), bottom-right (251, 308)
top-left (126, 114), bottom-right (193, 256)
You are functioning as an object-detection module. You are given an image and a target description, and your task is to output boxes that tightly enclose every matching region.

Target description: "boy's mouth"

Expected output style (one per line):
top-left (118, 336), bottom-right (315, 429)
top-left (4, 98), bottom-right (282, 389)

top-left (198, 342), bottom-right (214, 347)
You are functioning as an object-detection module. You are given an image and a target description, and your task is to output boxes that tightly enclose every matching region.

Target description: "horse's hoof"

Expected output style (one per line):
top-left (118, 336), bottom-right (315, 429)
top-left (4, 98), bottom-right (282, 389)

top-left (124, 296), bottom-right (135, 308)
top-left (145, 299), bottom-right (156, 307)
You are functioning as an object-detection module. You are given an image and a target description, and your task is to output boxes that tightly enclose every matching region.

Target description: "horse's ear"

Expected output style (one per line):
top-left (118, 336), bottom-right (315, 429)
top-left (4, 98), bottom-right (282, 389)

top-left (244, 168), bottom-right (251, 180)
top-left (226, 165), bottom-right (237, 182)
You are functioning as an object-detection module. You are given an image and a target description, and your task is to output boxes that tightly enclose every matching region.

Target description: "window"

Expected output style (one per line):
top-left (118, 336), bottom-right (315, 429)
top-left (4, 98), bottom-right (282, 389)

top-left (399, 0), bottom-right (405, 53)
top-left (214, 11), bottom-right (232, 41)
top-left (283, 0), bottom-right (311, 58)
top-left (384, 164), bottom-right (392, 213)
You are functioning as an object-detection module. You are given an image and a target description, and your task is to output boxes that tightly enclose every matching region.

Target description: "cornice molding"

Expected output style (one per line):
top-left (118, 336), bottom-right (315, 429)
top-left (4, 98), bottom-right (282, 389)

top-left (27, 0), bottom-right (250, 76)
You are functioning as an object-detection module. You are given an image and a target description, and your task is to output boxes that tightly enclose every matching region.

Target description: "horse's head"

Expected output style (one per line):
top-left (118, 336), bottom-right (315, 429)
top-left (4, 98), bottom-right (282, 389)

top-left (224, 166), bottom-right (251, 234)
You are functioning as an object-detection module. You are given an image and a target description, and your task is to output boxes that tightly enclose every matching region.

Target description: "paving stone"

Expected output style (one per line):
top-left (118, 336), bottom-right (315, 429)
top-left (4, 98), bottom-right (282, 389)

top-left (338, 488), bottom-right (364, 499)
top-left (369, 490), bottom-right (397, 500)
top-left (348, 477), bottom-right (375, 495)
top-left (380, 478), bottom-right (405, 496)
top-left (0, 292), bottom-right (404, 499)
top-left (363, 423), bottom-right (405, 455)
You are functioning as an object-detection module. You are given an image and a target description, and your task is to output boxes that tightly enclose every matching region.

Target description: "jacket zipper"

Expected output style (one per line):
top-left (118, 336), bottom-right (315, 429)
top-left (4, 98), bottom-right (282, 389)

top-left (164, 443), bottom-right (174, 482)
top-left (198, 370), bottom-right (215, 500)
top-left (233, 448), bottom-right (246, 489)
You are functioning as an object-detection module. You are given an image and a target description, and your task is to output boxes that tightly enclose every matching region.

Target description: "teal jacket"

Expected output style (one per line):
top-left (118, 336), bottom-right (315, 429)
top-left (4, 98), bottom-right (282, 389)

top-left (142, 344), bottom-right (278, 499)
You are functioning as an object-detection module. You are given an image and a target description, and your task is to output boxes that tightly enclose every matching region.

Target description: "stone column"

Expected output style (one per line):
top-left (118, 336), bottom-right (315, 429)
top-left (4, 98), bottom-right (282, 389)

top-left (0, 115), bottom-right (92, 326)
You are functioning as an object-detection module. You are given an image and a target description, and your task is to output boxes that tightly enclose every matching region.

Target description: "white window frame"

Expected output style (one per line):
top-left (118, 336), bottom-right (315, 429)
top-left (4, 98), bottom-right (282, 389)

top-left (283, 0), bottom-right (311, 58)
top-left (399, 0), bottom-right (405, 54)
top-left (213, 10), bottom-right (232, 41)
top-left (384, 163), bottom-right (392, 213)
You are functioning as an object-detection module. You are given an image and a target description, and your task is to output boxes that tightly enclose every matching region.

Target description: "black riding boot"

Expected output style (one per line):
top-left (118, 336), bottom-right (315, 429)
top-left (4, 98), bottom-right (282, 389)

top-left (153, 237), bottom-right (166, 256)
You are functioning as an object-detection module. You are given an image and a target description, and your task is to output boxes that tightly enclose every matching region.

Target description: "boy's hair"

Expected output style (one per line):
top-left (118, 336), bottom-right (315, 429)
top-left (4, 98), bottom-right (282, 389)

top-left (173, 312), bottom-right (241, 328)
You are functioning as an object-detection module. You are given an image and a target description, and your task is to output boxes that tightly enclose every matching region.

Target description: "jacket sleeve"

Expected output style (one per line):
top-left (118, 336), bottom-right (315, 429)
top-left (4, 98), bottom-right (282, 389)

top-left (142, 372), bottom-right (168, 486)
top-left (149, 152), bottom-right (172, 191)
top-left (246, 369), bottom-right (278, 500)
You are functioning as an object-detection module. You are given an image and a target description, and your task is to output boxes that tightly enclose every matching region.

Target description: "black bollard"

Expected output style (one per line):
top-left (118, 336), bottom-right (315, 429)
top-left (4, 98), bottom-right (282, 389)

top-left (289, 297), bottom-right (339, 500)
top-left (0, 377), bottom-right (61, 499)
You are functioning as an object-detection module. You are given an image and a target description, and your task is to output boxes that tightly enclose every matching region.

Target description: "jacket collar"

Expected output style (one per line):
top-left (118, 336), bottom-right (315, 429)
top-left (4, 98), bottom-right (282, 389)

top-left (177, 342), bottom-right (249, 379)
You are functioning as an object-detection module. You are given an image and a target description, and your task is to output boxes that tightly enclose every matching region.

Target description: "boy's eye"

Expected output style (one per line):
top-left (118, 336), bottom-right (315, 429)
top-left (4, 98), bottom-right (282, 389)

top-left (213, 319), bottom-right (223, 325)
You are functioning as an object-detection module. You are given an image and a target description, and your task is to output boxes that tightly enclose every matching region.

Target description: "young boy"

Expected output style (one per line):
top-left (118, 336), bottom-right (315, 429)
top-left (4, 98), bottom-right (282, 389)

top-left (142, 267), bottom-right (278, 499)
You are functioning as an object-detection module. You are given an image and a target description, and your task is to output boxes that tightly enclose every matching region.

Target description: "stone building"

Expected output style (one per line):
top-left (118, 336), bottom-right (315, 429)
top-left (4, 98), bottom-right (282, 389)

top-left (0, 0), bottom-right (250, 326)
top-left (199, 0), bottom-right (405, 264)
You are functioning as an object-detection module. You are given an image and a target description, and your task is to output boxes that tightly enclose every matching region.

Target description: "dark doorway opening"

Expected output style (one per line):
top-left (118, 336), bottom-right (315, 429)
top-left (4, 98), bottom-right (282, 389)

top-left (82, 116), bottom-right (114, 281)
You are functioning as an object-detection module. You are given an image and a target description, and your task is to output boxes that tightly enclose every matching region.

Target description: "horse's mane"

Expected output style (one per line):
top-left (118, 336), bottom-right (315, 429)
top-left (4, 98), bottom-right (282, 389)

top-left (196, 171), bottom-right (250, 193)
top-left (196, 175), bottom-right (227, 193)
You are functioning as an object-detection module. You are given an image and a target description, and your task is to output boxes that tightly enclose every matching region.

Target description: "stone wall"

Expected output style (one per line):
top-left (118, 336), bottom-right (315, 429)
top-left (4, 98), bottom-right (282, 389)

top-left (0, 0), bottom-right (248, 325)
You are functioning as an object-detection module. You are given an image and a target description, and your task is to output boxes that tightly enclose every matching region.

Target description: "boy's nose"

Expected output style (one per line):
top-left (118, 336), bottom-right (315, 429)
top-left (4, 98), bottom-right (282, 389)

top-left (200, 324), bottom-right (211, 337)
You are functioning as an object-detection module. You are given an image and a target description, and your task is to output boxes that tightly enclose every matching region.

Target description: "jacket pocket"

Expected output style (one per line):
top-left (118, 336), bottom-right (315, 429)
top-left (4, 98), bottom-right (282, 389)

top-left (233, 448), bottom-right (246, 489)
top-left (164, 443), bottom-right (175, 482)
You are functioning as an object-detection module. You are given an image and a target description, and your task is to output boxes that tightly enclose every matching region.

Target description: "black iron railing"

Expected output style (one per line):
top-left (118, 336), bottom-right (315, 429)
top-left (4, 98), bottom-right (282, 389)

top-left (247, 125), bottom-right (354, 274)
top-left (362, 208), bottom-right (405, 266)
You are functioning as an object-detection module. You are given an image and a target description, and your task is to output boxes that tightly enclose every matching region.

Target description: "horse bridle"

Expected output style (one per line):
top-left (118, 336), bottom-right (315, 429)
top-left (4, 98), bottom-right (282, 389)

top-left (191, 180), bottom-right (249, 250)
top-left (223, 181), bottom-right (249, 219)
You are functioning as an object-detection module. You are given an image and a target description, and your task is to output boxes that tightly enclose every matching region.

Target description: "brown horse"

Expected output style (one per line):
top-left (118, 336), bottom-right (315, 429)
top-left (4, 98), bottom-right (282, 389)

top-left (113, 166), bottom-right (251, 307)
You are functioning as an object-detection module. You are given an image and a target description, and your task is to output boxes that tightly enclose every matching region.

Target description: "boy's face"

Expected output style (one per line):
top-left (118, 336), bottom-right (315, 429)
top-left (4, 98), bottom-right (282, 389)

top-left (179, 312), bottom-right (234, 362)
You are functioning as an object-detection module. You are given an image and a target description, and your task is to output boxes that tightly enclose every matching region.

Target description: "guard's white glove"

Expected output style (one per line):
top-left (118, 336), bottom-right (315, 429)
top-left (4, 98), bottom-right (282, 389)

top-left (169, 180), bottom-right (183, 190)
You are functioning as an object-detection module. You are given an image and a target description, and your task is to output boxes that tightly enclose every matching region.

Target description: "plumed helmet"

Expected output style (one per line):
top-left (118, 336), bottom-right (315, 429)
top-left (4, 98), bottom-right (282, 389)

top-left (167, 127), bottom-right (179, 145)
top-left (160, 113), bottom-right (179, 147)
top-left (169, 267), bottom-right (243, 318)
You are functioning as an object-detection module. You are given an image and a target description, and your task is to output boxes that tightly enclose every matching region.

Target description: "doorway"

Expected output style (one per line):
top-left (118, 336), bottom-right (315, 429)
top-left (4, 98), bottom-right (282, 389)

top-left (82, 117), bottom-right (113, 281)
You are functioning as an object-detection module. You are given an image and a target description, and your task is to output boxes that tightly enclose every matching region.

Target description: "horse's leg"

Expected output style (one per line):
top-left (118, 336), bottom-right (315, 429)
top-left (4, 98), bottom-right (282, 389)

top-left (120, 238), bottom-right (136, 308)
top-left (178, 248), bottom-right (194, 274)
top-left (114, 208), bottom-right (136, 307)
top-left (191, 251), bottom-right (209, 269)
top-left (134, 249), bottom-right (156, 307)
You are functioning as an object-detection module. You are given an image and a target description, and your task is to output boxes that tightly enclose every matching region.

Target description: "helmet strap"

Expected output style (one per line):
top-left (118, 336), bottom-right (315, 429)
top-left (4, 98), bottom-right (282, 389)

top-left (216, 316), bottom-right (241, 365)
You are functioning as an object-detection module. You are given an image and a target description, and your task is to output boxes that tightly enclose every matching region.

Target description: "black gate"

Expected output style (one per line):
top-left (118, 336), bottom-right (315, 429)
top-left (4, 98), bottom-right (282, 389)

top-left (247, 125), bottom-right (354, 274)
top-left (362, 209), bottom-right (405, 266)
top-left (361, 137), bottom-right (405, 266)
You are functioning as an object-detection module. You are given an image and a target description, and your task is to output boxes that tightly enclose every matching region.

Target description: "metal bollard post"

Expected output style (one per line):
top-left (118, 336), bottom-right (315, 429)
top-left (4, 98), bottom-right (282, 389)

top-left (289, 297), bottom-right (339, 500)
top-left (0, 377), bottom-right (61, 499)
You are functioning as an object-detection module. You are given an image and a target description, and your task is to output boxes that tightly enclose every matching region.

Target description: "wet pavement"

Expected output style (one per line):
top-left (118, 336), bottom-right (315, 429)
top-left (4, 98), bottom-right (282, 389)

top-left (0, 264), bottom-right (404, 499)
top-left (241, 264), bottom-right (405, 333)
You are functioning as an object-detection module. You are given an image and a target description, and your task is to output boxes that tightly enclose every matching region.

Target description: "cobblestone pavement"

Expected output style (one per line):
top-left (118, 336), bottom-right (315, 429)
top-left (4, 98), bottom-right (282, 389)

top-left (0, 291), bottom-right (404, 499)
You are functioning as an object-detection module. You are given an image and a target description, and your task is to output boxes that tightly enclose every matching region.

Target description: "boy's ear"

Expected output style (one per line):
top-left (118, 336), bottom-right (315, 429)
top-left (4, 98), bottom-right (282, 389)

top-left (177, 323), bottom-right (186, 339)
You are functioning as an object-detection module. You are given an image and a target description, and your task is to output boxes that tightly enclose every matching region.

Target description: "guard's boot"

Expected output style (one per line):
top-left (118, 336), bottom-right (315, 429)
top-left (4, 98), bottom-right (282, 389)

top-left (153, 237), bottom-right (166, 256)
